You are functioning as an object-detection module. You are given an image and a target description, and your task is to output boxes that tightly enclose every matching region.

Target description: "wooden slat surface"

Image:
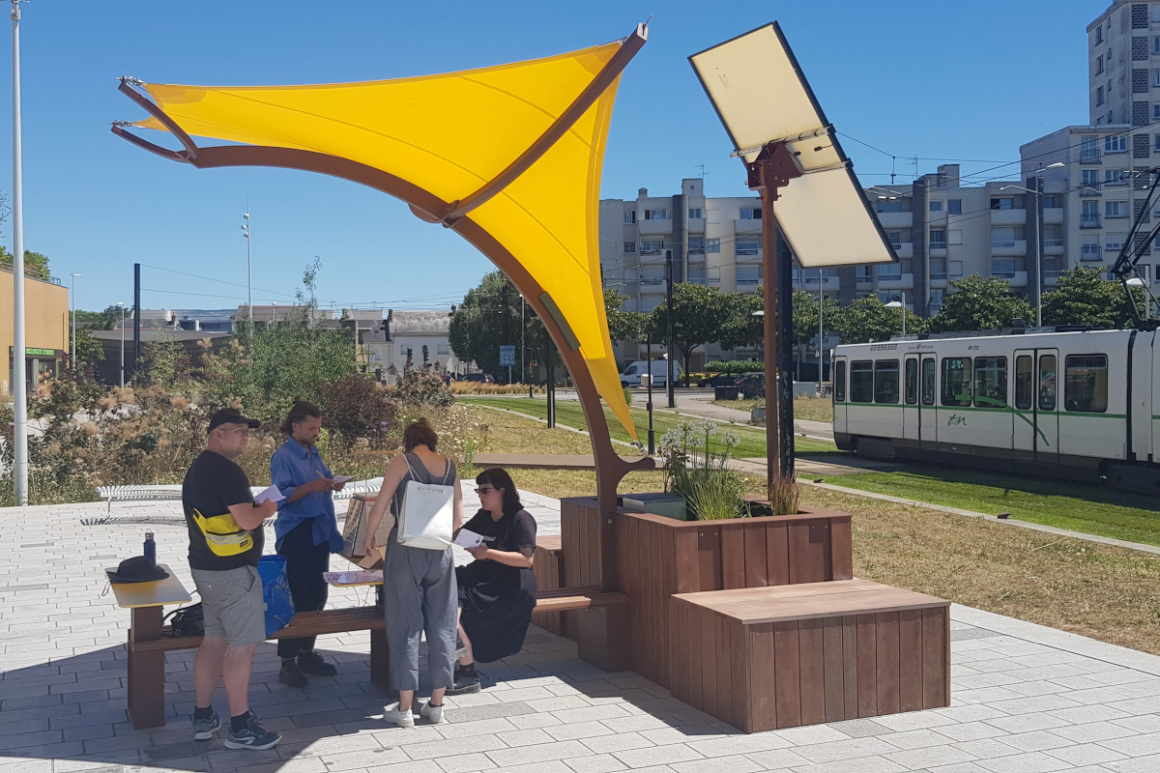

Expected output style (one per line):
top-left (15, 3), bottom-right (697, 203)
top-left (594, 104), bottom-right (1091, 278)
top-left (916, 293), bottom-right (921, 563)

top-left (132, 607), bottom-right (384, 652)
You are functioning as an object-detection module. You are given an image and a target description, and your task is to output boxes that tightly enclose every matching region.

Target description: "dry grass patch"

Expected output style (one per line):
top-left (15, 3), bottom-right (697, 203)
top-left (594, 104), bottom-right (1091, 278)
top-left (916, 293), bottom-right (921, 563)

top-left (504, 468), bottom-right (666, 501)
top-left (465, 405), bottom-right (605, 456)
top-left (801, 485), bottom-right (1160, 656)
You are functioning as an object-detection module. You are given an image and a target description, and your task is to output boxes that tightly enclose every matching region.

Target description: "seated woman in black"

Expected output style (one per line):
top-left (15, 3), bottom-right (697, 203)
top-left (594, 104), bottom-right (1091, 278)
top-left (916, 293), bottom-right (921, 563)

top-left (450, 468), bottom-right (536, 694)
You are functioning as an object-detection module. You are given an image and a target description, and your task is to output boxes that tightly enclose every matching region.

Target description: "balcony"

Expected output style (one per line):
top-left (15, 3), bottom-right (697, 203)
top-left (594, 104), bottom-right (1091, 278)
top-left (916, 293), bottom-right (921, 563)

top-left (1080, 150), bottom-right (1102, 163)
top-left (1006, 270), bottom-right (1029, 287)
top-left (991, 239), bottom-right (1028, 257)
top-left (1043, 208), bottom-right (1064, 224)
top-left (891, 243), bottom-right (913, 259)
top-left (927, 211), bottom-right (948, 226)
top-left (687, 217), bottom-right (706, 232)
top-left (877, 212), bottom-right (913, 228)
top-left (931, 276), bottom-right (948, 289)
top-left (734, 219), bottom-right (763, 234)
top-left (1081, 246), bottom-right (1103, 262)
top-left (1044, 270), bottom-right (1062, 286)
top-left (877, 272), bottom-right (914, 290)
top-left (1081, 215), bottom-right (1102, 228)
top-left (990, 208), bottom-right (1027, 226)
top-left (1044, 239), bottom-right (1065, 256)
top-left (800, 274), bottom-right (840, 289)
top-left (638, 217), bottom-right (673, 236)
top-left (855, 274), bottom-right (873, 286)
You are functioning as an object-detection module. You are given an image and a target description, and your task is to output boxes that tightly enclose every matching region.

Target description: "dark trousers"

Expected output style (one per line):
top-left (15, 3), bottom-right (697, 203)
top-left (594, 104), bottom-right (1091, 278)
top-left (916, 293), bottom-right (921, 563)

top-left (277, 520), bottom-right (331, 658)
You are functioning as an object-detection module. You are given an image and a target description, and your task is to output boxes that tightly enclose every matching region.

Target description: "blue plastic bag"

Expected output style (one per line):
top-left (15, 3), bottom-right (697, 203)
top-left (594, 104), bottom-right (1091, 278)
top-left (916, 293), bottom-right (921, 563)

top-left (258, 555), bottom-right (295, 636)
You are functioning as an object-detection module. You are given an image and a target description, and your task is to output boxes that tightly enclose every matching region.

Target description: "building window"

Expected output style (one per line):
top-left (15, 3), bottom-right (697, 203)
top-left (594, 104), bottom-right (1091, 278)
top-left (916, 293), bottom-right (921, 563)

top-left (1106, 135), bottom-right (1128, 152)
top-left (929, 200), bottom-right (943, 212)
top-left (949, 260), bottom-right (964, 277)
top-left (1082, 200), bottom-right (1101, 227)
top-left (1044, 224), bottom-right (1064, 247)
top-left (1065, 355), bottom-right (1109, 413)
top-left (739, 208), bottom-right (762, 220)
top-left (990, 197), bottom-right (1014, 210)
top-left (948, 199), bottom-right (962, 214)
top-left (1133, 3), bottom-right (1148, 29)
top-left (1107, 200), bottom-right (1130, 218)
top-left (735, 265), bottom-right (761, 285)
top-left (1015, 355), bottom-right (1033, 410)
top-left (1083, 168), bottom-right (1102, 191)
top-left (1097, 55), bottom-right (1105, 75)
top-left (991, 258), bottom-right (1016, 277)
top-left (929, 289), bottom-right (944, 310)
top-left (1153, 4), bottom-right (1160, 22)
top-left (640, 240), bottom-right (663, 254)
top-left (1081, 135), bottom-right (1101, 161)
top-left (834, 361), bottom-right (846, 402)
top-left (706, 238), bottom-right (720, 253)
top-left (991, 228), bottom-right (1019, 248)
top-left (877, 263), bottom-right (902, 280)
top-left (735, 241), bottom-right (761, 256)
top-left (687, 265), bottom-right (706, 284)
top-left (623, 241), bottom-right (636, 253)
top-left (941, 358), bottom-right (972, 407)
top-left (1096, 25), bottom-right (1103, 44)
top-left (929, 229), bottom-right (947, 249)
top-left (1154, 37), bottom-right (1160, 55)
top-left (886, 230), bottom-right (903, 248)
top-left (437, 344), bottom-right (450, 356)
top-left (1107, 233), bottom-right (1126, 252)
top-left (1106, 169), bottom-right (1126, 185)
top-left (1097, 86), bottom-right (1106, 106)
top-left (688, 236), bottom-right (704, 253)
top-left (949, 229), bottom-right (963, 245)
top-left (1154, 134), bottom-right (1160, 152)
top-left (1082, 234), bottom-right (1102, 260)
top-left (688, 208), bottom-right (702, 219)
top-left (644, 209), bottom-right (667, 220)
top-left (624, 211), bottom-right (636, 224)
top-left (1134, 36), bottom-right (1150, 61)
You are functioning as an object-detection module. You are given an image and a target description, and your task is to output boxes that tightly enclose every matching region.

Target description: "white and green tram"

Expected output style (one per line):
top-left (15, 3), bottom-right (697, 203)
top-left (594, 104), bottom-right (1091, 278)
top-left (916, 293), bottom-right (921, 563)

top-left (832, 328), bottom-right (1160, 492)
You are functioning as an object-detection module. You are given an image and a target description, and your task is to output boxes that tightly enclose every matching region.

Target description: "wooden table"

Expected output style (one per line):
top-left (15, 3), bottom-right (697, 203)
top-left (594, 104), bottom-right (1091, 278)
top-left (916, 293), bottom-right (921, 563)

top-left (670, 579), bottom-right (950, 733)
top-left (107, 564), bottom-right (192, 729)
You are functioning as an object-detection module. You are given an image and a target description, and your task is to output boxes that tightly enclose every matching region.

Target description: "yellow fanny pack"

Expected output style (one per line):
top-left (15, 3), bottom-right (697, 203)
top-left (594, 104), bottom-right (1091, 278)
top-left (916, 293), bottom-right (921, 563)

top-left (192, 509), bottom-right (253, 557)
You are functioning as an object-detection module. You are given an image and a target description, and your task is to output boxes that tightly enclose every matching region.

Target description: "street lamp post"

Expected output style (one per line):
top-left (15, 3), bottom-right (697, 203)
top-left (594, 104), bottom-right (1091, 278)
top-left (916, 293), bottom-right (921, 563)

top-left (118, 302), bottom-right (125, 388)
top-left (1000, 164), bottom-right (1062, 328)
top-left (11, 0), bottom-right (28, 505)
top-left (886, 293), bottom-right (907, 335)
top-left (70, 273), bottom-right (80, 369)
top-left (241, 210), bottom-right (251, 326)
top-left (272, 301), bottom-right (277, 326)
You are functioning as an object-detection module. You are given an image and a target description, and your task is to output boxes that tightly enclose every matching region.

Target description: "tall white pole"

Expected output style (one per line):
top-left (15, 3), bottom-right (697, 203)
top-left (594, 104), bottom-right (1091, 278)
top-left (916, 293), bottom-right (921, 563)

top-left (11, 0), bottom-right (27, 505)
top-left (902, 291), bottom-right (907, 335)
top-left (243, 210), bottom-right (251, 326)
top-left (1036, 182), bottom-right (1043, 327)
top-left (817, 269), bottom-right (823, 397)
top-left (119, 303), bottom-right (125, 389)
top-left (70, 273), bottom-right (79, 368)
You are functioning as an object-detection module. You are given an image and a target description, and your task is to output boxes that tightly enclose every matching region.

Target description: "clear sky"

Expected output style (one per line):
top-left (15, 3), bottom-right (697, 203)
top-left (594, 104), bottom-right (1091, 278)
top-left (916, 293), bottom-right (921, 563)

top-left (0, 0), bottom-right (1101, 314)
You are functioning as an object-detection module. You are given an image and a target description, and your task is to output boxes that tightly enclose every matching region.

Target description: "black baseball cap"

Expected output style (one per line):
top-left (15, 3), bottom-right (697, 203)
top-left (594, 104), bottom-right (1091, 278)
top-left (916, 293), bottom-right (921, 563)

top-left (207, 408), bottom-right (261, 433)
top-left (106, 556), bottom-right (169, 584)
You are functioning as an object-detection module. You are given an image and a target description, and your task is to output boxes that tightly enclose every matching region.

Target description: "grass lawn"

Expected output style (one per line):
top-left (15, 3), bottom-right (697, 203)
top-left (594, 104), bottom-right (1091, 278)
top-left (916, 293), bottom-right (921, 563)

top-left (819, 468), bottom-right (1160, 548)
top-left (461, 396), bottom-right (837, 456)
top-left (713, 396), bottom-right (834, 423)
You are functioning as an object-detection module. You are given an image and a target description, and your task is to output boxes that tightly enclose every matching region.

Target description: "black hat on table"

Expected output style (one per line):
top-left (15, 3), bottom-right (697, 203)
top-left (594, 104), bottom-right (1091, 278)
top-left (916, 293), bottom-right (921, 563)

top-left (106, 556), bottom-right (169, 584)
top-left (207, 408), bottom-right (261, 433)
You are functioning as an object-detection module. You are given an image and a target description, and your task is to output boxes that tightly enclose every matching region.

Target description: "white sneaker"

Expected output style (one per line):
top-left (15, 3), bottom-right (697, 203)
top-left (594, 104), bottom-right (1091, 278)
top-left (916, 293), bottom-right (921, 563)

top-left (418, 701), bottom-right (446, 724)
top-left (383, 703), bottom-right (415, 728)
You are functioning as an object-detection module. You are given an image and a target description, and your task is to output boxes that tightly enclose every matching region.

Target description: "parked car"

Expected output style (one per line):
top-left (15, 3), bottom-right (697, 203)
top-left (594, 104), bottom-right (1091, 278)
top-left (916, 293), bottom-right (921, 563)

top-left (735, 373), bottom-right (765, 399)
top-left (620, 359), bottom-right (682, 387)
top-left (698, 373), bottom-right (737, 388)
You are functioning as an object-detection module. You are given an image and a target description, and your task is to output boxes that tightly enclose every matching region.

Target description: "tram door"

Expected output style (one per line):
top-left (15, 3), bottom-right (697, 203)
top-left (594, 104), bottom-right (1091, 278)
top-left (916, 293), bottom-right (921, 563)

top-left (919, 356), bottom-right (937, 447)
top-left (1013, 350), bottom-right (1036, 457)
top-left (903, 356), bottom-right (921, 442)
top-left (1035, 349), bottom-right (1060, 464)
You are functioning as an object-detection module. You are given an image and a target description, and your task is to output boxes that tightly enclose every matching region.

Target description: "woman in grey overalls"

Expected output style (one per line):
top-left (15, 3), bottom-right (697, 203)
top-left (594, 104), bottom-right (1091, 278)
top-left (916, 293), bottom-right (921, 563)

top-left (363, 418), bottom-right (463, 727)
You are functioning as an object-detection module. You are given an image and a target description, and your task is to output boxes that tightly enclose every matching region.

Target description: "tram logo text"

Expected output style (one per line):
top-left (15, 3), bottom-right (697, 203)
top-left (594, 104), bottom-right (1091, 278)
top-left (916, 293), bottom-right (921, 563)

top-left (947, 415), bottom-right (966, 427)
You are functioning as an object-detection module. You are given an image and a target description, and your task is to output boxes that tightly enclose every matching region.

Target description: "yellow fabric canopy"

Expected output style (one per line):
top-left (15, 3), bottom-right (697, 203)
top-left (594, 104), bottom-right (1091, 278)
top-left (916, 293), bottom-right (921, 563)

top-left (132, 39), bottom-right (638, 440)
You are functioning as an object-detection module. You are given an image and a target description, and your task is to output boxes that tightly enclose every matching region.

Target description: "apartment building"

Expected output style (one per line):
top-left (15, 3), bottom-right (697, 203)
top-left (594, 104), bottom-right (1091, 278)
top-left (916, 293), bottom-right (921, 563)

top-left (1087, 1), bottom-right (1160, 128)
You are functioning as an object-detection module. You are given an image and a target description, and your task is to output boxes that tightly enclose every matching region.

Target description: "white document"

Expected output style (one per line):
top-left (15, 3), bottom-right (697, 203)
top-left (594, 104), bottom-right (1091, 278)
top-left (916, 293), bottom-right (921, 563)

top-left (254, 484), bottom-right (285, 504)
top-left (453, 528), bottom-right (485, 549)
top-left (333, 475), bottom-right (353, 484)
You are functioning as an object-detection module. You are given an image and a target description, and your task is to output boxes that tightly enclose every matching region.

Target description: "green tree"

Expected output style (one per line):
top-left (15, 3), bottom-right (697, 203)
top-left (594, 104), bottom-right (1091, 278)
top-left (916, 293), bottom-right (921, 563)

top-left (717, 289), bottom-right (763, 352)
top-left (449, 271), bottom-right (528, 380)
top-left (829, 296), bottom-right (922, 344)
top-left (605, 288), bottom-right (651, 344)
top-left (790, 290), bottom-right (843, 347)
top-left (71, 329), bottom-right (104, 365)
top-left (1041, 267), bottom-right (1146, 328)
top-left (928, 275), bottom-right (1032, 333)
top-left (0, 246), bottom-right (49, 278)
top-left (649, 283), bottom-right (731, 384)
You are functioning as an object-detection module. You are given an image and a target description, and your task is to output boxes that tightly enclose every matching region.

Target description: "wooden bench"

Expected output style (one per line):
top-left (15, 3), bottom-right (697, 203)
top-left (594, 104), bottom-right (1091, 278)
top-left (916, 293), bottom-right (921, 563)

top-left (669, 579), bottom-right (950, 733)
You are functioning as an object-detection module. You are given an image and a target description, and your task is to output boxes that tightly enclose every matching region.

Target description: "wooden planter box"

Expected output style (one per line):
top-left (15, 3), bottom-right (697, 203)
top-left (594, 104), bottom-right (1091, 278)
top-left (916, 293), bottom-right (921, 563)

top-left (558, 496), bottom-right (853, 689)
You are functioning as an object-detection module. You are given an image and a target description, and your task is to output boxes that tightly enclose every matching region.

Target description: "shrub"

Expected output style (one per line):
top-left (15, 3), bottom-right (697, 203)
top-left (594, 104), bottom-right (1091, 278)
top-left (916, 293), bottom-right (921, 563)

top-left (704, 360), bottom-right (765, 375)
top-left (318, 375), bottom-right (401, 449)
top-left (392, 370), bottom-right (454, 409)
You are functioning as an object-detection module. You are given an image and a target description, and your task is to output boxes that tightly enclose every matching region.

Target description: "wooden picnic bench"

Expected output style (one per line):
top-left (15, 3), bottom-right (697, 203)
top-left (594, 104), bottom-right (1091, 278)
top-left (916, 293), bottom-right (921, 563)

top-left (111, 564), bottom-right (626, 729)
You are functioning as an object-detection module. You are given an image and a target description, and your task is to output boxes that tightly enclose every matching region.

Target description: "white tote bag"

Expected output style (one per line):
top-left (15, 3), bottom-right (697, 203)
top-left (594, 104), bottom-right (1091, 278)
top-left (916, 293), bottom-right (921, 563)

top-left (396, 453), bottom-right (456, 551)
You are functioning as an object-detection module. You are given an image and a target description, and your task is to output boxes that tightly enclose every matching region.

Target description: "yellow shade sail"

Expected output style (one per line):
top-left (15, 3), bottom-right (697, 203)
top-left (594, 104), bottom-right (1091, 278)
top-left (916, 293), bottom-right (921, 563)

top-left (128, 33), bottom-right (642, 440)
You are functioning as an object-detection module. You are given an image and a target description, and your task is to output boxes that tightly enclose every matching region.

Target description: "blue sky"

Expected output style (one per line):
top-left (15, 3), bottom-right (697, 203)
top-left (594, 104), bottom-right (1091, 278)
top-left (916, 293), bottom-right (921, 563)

top-left (1, 1), bottom-right (1099, 314)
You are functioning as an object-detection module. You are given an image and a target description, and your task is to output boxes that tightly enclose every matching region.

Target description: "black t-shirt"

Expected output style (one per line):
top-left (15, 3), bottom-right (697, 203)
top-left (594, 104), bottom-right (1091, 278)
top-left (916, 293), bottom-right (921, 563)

top-left (461, 508), bottom-right (536, 584)
top-left (182, 450), bottom-right (263, 571)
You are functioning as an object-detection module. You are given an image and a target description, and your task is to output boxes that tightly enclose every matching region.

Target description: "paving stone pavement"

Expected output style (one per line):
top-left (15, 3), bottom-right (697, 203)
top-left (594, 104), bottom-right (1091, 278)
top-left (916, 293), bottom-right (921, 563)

top-left (2, 491), bottom-right (1159, 773)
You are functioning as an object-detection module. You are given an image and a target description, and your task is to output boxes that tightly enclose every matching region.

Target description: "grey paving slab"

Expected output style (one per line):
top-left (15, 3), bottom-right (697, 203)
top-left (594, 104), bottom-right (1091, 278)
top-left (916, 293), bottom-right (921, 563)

top-left (2, 499), bottom-right (1160, 773)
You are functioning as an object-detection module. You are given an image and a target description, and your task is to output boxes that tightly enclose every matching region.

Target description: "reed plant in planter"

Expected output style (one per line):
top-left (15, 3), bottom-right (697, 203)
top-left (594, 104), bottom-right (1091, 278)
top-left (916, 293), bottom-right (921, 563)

top-left (658, 418), bottom-right (748, 520)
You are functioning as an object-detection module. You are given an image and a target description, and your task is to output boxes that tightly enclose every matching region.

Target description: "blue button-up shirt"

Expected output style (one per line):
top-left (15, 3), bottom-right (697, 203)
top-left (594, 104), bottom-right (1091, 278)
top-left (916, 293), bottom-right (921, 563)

top-left (270, 438), bottom-right (343, 554)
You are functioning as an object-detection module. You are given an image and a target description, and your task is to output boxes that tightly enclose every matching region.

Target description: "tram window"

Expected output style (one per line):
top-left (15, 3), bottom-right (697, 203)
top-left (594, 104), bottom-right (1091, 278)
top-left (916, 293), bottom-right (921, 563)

top-left (921, 359), bottom-right (935, 405)
top-left (1015, 355), bottom-right (1033, 410)
top-left (1065, 354), bottom-right (1109, 413)
top-left (941, 358), bottom-right (972, 407)
top-left (875, 360), bottom-right (900, 404)
top-left (973, 357), bottom-right (1007, 408)
top-left (1039, 354), bottom-right (1057, 411)
top-left (834, 361), bottom-right (846, 402)
top-left (850, 360), bottom-right (873, 403)
top-left (905, 360), bottom-right (918, 405)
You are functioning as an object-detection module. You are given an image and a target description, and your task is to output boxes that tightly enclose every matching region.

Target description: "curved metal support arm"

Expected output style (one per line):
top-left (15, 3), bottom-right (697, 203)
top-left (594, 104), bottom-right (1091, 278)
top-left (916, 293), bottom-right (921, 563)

top-left (430, 23), bottom-right (648, 226)
top-left (116, 79), bottom-right (200, 161)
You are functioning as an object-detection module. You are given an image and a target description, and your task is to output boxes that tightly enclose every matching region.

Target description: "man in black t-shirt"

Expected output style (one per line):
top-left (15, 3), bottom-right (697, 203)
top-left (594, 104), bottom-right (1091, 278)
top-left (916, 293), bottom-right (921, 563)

top-left (183, 409), bottom-right (281, 751)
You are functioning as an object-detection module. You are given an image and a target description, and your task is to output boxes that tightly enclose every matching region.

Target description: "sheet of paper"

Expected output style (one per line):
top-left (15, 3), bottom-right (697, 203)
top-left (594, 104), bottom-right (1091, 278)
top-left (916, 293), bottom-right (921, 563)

top-left (453, 528), bottom-right (485, 549)
top-left (333, 475), bottom-right (353, 484)
top-left (254, 484), bottom-right (285, 504)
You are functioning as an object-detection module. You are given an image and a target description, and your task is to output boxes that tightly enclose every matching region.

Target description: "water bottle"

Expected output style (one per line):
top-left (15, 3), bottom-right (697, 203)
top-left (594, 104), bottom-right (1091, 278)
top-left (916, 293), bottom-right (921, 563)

top-left (144, 531), bottom-right (156, 566)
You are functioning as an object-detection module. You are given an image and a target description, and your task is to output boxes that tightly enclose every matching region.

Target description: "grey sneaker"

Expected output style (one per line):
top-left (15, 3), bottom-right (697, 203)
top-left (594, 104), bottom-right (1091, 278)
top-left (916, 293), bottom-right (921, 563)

top-left (418, 700), bottom-right (446, 724)
top-left (223, 715), bottom-right (281, 750)
top-left (191, 711), bottom-right (221, 741)
top-left (383, 703), bottom-right (416, 728)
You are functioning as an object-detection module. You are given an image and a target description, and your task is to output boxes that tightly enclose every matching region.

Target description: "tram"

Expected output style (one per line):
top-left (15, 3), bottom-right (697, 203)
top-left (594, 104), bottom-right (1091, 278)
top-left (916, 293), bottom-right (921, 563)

top-left (831, 328), bottom-right (1160, 492)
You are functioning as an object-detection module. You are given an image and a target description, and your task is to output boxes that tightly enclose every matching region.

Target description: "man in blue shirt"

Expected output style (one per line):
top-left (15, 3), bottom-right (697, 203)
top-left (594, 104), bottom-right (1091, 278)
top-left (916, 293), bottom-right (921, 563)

top-left (270, 401), bottom-right (345, 687)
